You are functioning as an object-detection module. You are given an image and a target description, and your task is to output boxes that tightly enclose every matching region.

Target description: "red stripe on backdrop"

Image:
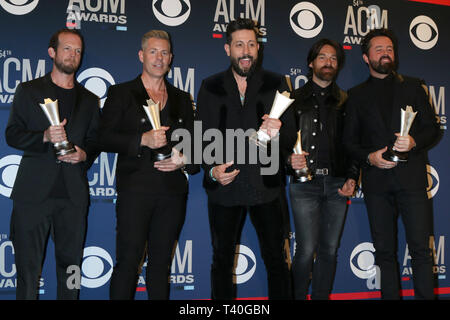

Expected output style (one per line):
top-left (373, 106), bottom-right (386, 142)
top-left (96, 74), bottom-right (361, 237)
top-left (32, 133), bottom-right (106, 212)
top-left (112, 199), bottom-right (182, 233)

top-left (408, 0), bottom-right (450, 6)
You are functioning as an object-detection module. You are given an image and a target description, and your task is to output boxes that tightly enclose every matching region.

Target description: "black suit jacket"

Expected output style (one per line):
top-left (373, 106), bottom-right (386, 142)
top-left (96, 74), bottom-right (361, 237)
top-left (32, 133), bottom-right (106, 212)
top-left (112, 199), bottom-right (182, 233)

top-left (196, 67), bottom-right (296, 206)
top-left (343, 73), bottom-right (440, 193)
top-left (5, 73), bottom-right (100, 207)
top-left (99, 76), bottom-right (198, 195)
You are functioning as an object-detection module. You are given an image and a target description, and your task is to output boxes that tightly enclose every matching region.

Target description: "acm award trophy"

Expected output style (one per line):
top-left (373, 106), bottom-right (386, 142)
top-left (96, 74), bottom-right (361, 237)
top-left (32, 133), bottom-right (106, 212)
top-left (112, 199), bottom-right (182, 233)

top-left (39, 98), bottom-right (76, 156)
top-left (385, 105), bottom-right (417, 162)
top-left (292, 130), bottom-right (313, 183)
top-left (249, 90), bottom-right (295, 149)
top-left (143, 98), bottom-right (172, 161)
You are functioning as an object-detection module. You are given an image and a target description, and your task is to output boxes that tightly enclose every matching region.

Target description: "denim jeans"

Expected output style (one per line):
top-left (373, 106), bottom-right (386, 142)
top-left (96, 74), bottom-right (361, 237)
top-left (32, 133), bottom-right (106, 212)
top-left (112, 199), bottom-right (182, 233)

top-left (289, 176), bottom-right (348, 300)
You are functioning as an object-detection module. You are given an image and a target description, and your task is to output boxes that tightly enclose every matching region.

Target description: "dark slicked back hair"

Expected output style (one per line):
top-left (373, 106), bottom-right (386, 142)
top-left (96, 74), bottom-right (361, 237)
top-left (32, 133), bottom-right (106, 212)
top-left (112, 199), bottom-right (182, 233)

top-left (48, 28), bottom-right (84, 54)
top-left (226, 18), bottom-right (258, 44)
top-left (361, 28), bottom-right (397, 56)
top-left (307, 38), bottom-right (345, 78)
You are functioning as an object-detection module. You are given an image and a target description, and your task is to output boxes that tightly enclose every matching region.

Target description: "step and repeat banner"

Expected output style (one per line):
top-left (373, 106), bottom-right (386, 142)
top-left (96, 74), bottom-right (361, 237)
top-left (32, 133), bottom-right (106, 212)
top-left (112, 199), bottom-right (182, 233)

top-left (0, 0), bottom-right (448, 300)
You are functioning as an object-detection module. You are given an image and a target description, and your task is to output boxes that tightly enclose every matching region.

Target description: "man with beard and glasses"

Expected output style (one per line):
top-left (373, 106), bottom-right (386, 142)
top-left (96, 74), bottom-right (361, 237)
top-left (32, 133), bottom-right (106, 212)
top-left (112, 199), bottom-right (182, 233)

top-left (287, 39), bottom-right (359, 300)
top-left (343, 28), bottom-right (440, 299)
top-left (5, 29), bottom-right (100, 299)
top-left (196, 18), bottom-right (295, 300)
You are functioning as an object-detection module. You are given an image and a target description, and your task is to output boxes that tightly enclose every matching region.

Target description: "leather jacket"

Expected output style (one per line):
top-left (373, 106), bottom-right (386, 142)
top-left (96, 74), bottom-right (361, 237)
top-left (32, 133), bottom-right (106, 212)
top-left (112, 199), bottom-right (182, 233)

top-left (288, 80), bottom-right (359, 181)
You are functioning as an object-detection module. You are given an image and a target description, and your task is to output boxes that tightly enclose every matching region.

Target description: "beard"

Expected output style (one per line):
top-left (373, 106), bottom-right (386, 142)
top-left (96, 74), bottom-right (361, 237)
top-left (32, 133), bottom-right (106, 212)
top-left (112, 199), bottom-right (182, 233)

top-left (230, 54), bottom-right (257, 77)
top-left (315, 66), bottom-right (337, 81)
top-left (369, 55), bottom-right (395, 75)
top-left (54, 56), bottom-right (79, 75)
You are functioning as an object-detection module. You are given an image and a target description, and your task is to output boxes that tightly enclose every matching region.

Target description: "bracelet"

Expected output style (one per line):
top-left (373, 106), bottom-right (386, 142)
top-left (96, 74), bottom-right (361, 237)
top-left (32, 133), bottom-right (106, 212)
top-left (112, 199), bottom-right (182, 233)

top-left (366, 154), bottom-right (372, 166)
top-left (209, 167), bottom-right (217, 182)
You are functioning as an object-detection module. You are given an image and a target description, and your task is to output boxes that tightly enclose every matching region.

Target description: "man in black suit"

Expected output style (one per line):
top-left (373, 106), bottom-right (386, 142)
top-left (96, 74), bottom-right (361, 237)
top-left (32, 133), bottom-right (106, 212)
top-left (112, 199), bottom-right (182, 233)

top-left (100, 30), bottom-right (198, 300)
top-left (343, 28), bottom-right (440, 299)
top-left (5, 29), bottom-right (100, 299)
top-left (196, 18), bottom-right (295, 300)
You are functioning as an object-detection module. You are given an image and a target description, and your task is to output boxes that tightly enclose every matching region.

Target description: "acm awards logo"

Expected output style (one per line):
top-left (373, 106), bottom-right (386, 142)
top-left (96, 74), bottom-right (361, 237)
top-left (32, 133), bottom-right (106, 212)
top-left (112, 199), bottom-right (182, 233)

top-left (0, 0), bottom-right (39, 15)
top-left (212, 0), bottom-right (267, 41)
top-left (136, 240), bottom-right (195, 291)
top-left (66, 0), bottom-right (127, 30)
top-left (0, 52), bottom-right (46, 106)
top-left (343, 3), bottom-right (388, 46)
top-left (152, 0), bottom-right (191, 27)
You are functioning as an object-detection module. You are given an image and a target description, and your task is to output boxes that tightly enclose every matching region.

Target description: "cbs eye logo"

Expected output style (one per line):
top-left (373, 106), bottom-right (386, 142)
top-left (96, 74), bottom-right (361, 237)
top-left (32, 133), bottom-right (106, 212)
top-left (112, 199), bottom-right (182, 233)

top-left (350, 242), bottom-right (377, 280)
top-left (426, 164), bottom-right (439, 199)
top-left (0, 154), bottom-right (21, 198)
top-left (289, 2), bottom-right (323, 39)
top-left (233, 245), bottom-right (256, 284)
top-left (80, 246), bottom-right (113, 288)
top-left (409, 15), bottom-right (438, 50)
top-left (77, 68), bottom-right (115, 108)
top-left (0, 0), bottom-right (39, 15)
top-left (152, 0), bottom-right (191, 27)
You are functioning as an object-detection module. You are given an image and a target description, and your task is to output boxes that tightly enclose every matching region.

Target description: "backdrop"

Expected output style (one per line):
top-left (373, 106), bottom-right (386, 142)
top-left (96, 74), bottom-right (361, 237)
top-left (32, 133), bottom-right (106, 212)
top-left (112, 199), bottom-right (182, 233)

top-left (0, 0), bottom-right (448, 300)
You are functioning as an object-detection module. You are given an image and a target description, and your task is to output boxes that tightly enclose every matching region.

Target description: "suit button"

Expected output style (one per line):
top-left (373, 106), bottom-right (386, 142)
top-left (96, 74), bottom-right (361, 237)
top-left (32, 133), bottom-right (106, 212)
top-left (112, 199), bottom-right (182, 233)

top-left (314, 105), bottom-right (318, 109)
top-left (311, 145), bottom-right (315, 149)
top-left (312, 132), bottom-right (316, 136)
top-left (141, 118), bottom-right (146, 123)
top-left (313, 119), bottom-right (318, 122)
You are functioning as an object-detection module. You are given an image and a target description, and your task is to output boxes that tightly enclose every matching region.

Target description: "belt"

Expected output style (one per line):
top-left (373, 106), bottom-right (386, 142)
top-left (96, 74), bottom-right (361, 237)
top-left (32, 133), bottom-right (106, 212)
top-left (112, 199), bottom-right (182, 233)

top-left (315, 168), bottom-right (329, 176)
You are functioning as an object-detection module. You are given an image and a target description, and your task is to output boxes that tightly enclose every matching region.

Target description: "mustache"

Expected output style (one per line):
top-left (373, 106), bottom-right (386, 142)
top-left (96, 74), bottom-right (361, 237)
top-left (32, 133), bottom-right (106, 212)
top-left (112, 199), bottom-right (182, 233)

top-left (379, 55), bottom-right (393, 63)
top-left (238, 54), bottom-right (254, 62)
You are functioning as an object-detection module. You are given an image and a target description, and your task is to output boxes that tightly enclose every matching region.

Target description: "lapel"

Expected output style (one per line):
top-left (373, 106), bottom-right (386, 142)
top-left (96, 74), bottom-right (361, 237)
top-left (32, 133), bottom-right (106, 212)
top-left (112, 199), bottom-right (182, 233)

top-left (389, 72), bottom-right (405, 135)
top-left (223, 67), bottom-right (242, 110)
top-left (244, 68), bottom-right (264, 113)
top-left (39, 73), bottom-right (79, 136)
top-left (364, 77), bottom-right (391, 136)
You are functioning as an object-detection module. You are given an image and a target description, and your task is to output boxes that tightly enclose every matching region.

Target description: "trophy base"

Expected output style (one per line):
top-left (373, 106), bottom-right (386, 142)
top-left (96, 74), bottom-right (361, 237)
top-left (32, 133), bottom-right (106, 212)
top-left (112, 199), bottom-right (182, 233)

top-left (384, 148), bottom-right (408, 162)
top-left (151, 145), bottom-right (173, 162)
top-left (292, 168), bottom-right (313, 183)
top-left (54, 141), bottom-right (76, 156)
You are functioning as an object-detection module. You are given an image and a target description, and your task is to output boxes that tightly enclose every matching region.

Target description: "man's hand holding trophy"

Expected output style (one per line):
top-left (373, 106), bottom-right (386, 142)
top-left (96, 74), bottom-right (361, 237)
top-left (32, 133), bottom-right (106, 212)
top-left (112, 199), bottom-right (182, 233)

top-left (142, 98), bottom-right (173, 162)
top-left (290, 130), bottom-right (313, 183)
top-left (250, 90), bottom-right (295, 149)
top-left (40, 98), bottom-right (77, 158)
top-left (384, 105), bottom-right (418, 162)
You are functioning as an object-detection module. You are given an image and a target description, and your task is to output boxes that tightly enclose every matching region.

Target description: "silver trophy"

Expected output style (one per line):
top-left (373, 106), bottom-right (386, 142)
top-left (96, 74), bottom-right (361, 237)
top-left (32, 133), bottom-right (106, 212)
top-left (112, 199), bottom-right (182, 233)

top-left (385, 105), bottom-right (417, 162)
top-left (292, 130), bottom-right (313, 183)
top-left (249, 90), bottom-right (295, 149)
top-left (39, 98), bottom-right (76, 156)
top-left (143, 99), bottom-right (172, 161)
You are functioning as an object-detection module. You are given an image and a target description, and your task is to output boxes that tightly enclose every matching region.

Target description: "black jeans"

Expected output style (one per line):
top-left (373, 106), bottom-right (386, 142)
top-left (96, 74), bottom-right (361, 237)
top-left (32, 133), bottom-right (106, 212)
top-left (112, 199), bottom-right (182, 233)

top-left (208, 197), bottom-right (291, 300)
top-left (364, 178), bottom-right (435, 300)
top-left (109, 192), bottom-right (186, 300)
top-left (11, 199), bottom-right (88, 300)
top-left (289, 176), bottom-right (348, 300)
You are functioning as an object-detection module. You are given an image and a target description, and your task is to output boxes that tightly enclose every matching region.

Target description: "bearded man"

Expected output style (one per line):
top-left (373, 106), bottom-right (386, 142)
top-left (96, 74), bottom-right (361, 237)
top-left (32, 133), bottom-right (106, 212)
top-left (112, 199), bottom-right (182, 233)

top-left (195, 18), bottom-right (295, 300)
top-left (343, 28), bottom-right (440, 300)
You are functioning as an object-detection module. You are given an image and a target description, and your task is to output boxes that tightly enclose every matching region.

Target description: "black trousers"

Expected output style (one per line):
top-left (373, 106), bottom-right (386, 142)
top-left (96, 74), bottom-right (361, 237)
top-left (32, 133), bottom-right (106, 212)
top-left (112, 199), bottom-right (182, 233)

top-left (10, 198), bottom-right (88, 300)
top-left (109, 192), bottom-right (187, 300)
top-left (208, 197), bottom-right (292, 300)
top-left (364, 175), bottom-right (435, 300)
